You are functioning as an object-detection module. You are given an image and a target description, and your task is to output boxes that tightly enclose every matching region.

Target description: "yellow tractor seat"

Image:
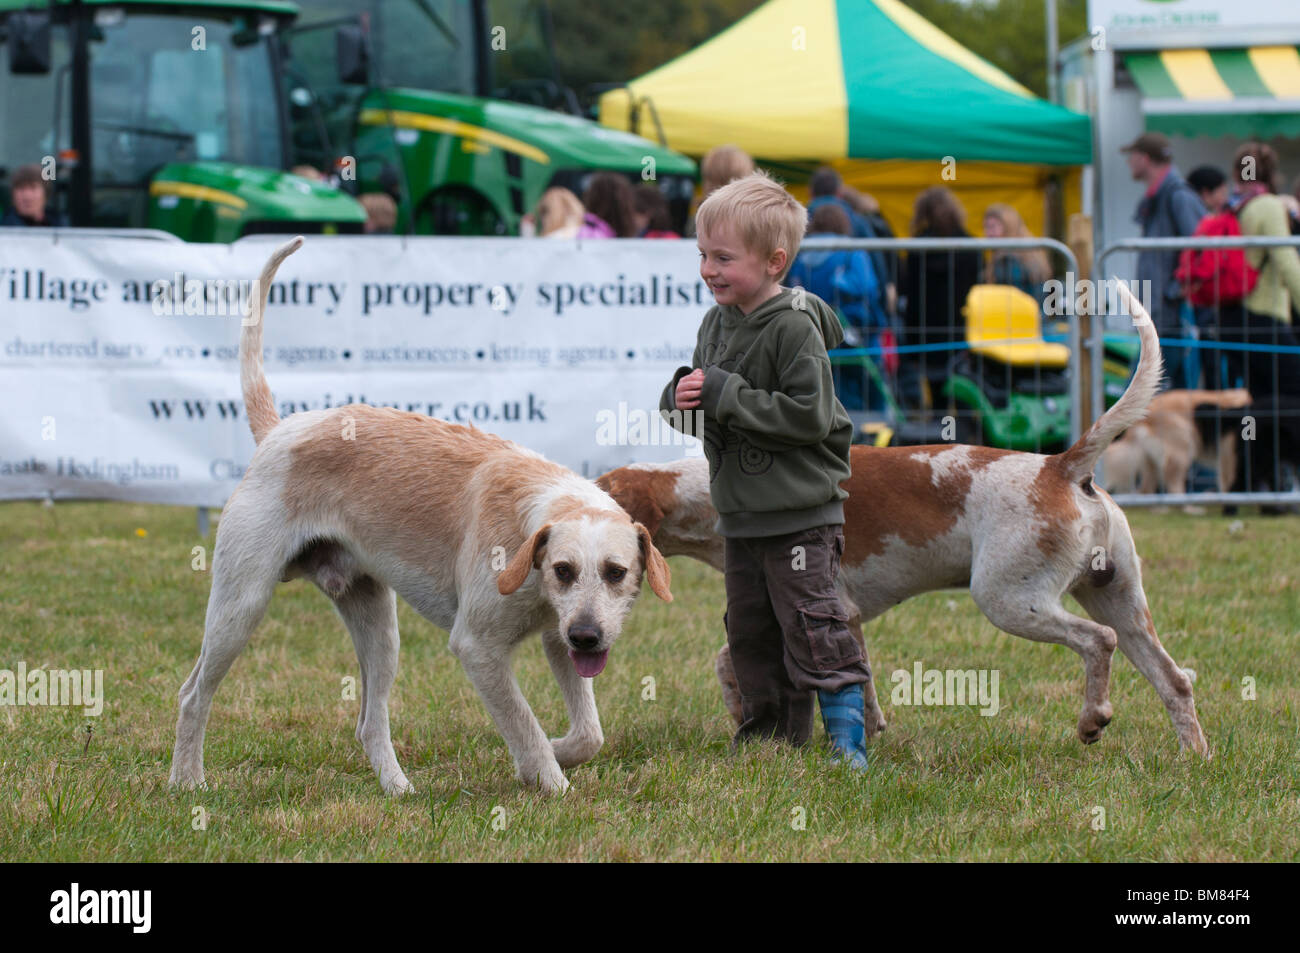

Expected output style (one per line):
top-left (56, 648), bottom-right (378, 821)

top-left (963, 284), bottom-right (1069, 369)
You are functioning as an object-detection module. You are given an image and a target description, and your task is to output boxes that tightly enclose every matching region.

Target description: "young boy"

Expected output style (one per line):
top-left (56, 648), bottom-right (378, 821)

top-left (659, 171), bottom-right (871, 770)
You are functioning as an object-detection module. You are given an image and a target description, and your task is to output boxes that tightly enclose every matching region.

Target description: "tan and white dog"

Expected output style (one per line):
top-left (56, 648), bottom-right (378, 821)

top-left (1100, 388), bottom-right (1251, 500)
top-left (169, 237), bottom-right (672, 796)
top-left (599, 285), bottom-right (1209, 756)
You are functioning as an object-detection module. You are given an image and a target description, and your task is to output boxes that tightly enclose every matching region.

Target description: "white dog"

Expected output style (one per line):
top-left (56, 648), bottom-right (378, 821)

top-left (169, 237), bottom-right (673, 796)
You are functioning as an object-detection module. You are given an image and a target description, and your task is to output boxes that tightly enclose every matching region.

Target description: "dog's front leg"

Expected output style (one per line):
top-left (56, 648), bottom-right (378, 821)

top-left (450, 623), bottom-right (568, 794)
top-left (541, 628), bottom-right (604, 768)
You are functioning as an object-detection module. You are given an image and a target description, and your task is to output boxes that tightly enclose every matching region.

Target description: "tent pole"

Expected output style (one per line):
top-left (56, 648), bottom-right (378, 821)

top-left (1046, 0), bottom-right (1060, 104)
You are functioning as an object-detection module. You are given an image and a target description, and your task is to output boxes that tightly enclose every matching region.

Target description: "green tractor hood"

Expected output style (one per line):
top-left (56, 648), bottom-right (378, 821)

top-left (362, 87), bottom-right (696, 176)
top-left (149, 161), bottom-right (366, 240)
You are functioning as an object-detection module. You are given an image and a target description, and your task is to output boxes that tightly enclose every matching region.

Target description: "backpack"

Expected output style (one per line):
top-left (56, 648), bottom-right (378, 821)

top-left (1175, 203), bottom-right (1259, 307)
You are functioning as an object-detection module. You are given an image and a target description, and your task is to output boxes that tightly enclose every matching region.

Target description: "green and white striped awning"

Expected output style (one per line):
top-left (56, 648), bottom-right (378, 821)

top-left (1126, 46), bottom-right (1300, 138)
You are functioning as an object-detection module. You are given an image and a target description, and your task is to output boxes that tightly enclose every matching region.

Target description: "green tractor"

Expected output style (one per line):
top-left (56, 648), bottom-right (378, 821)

top-left (940, 285), bottom-right (1137, 453)
top-left (0, 0), bottom-right (365, 239)
top-left (279, 0), bottom-right (698, 235)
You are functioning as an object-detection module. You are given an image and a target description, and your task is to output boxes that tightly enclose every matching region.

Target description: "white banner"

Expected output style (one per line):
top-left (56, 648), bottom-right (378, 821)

top-left (0, 233), bottom-right (708, 506)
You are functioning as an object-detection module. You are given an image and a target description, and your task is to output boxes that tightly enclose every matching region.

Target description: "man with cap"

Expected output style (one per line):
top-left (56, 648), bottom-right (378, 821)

top-left (1123, 131), bottom-right (1206, 388)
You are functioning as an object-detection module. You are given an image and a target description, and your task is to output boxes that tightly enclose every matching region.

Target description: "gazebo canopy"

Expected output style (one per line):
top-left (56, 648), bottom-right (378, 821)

top-left (599, 0), bottom-right (1092, 166)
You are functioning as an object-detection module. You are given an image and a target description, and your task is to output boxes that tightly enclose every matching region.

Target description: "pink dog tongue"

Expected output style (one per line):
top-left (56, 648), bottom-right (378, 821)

top-left (570, 649), bottom-right (609, 678)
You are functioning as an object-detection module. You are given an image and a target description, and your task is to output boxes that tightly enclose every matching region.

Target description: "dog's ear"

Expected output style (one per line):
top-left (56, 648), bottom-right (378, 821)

top-left (498, 523), bottom-right (552, 595)
top-left (634, 522), bottom-right (672, 602)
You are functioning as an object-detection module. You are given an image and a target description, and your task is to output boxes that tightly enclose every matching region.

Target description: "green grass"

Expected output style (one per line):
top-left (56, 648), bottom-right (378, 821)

top-left (1, 499), bottom-right (1297, 861)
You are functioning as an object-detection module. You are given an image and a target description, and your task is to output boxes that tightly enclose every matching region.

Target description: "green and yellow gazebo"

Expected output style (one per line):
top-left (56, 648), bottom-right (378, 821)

top-left (599, 0), bottom-right (1093, 237)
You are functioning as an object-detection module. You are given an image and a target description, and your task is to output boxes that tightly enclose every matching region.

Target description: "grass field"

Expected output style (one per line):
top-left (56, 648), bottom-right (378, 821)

top-left (1, 499), bottom-right (1297, 862)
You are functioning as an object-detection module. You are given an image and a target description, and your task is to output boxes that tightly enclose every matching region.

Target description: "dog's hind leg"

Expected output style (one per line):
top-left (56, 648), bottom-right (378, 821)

top-left (333, 577), bottom-right (413, 795)
top-left (170, 531), bottom-right (282, 790)
top-left (971, 569), bottom-right (1118, 746)
top-left (847, 613), bottom-right (888, 737)
top-left (1069, 535), bottom-right (1210, 757)
top-left (541, 628), bottom-right (604, 769)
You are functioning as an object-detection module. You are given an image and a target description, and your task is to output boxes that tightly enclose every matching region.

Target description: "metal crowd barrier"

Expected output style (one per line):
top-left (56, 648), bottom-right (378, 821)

top-left (0, 226), bottom-right (184, 242)
top-left (795, 236), bottom-right (1083, 452)
top-left (1096, 235), bottom-right (1300, 507)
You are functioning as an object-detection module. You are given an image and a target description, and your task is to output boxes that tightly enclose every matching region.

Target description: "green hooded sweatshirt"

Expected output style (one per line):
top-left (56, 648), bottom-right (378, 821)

top-left (659, 287), bottom-right (853, 537)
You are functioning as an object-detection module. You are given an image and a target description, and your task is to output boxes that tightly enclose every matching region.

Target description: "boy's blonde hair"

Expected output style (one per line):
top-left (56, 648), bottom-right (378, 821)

top-left (695, 170), bottom-right (807, 281)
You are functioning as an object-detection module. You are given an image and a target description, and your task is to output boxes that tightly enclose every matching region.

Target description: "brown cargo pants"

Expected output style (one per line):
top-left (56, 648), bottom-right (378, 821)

top-left (722, 523), bottom-right (870, 746)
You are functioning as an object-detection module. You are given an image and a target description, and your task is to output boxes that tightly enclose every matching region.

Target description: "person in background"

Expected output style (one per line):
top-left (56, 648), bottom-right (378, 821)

top-left (520, 187), bottom-right (613, 239)
top-left (982, 203), bottom-right (1051, 301)
top-left (1123, 131), bottom-right (1205, 389)
top-left (1228, 141), bottom-right (1300, 399)
top-left (1177, 166), bottom-right (1238, 388)
top-left (583, 172), bottom-right (637, 238)
top-left (807, 167), bottom-right (892, 315)
top-left (700, 145), bottom-right (755, 200)
top-left (899, 186), bottom-right (981, 407)
top-left (686, 145), bottom-right (755, 236)
top-left (1280, 176), bottom-right (1300, 235)
top-left (839, 183), bottom-right (898, 315)
top-left (359, 192), bottom-right (397, 234)
top-left (1, 163), bottom-right (67, 227)
top-left (1187, 165), bottom-right (1230, 215)
top-left (631, 184), bottom-right (681, 238)
top-left (291, 164), bottom-right (326, 182)
top-left (787, 203), bottom-right (885, 411)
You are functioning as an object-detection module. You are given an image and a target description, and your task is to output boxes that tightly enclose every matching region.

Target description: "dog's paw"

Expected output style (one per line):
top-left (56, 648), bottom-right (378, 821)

top-left (519, 758), bottom-right (569, 795)
top-left (380, 771), bottom-right (415, 797)
top-left (167, 769), bottom-right (207, 791)
top-left (550, 731), bottom-right (603, 769)
top-left (864, 707), bottom-right (888, 739)
top-left (1077, 702), bottom-right (1113, 745)
top-left (1178, 722), bottom-right (1212, 759)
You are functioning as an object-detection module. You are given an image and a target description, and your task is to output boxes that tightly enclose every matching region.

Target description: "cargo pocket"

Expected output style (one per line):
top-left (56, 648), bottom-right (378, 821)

top-left (796, 597), bottom-right (862, 671)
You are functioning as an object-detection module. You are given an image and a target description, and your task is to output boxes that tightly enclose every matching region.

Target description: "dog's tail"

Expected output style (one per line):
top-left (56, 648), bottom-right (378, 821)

top-left (1058, 280), bottom-right (1163, 483)
top-left (241, 236), bottom-right (304, 444)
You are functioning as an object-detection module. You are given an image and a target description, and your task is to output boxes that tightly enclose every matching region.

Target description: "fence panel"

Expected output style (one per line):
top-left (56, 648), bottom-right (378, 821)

top-left (794, 236), bottom-right (1082, 453)
top-left (1096, 235), bottom-right (1300, 507)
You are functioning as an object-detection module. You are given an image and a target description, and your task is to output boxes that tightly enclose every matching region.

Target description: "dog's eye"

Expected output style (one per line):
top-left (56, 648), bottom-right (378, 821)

top-left (605, 566), bottom-right (627, 583)
top-left (554, 564), bottom-right (574, 584)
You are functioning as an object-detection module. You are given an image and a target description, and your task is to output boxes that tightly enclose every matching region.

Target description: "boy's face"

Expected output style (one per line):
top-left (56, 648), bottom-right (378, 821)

top-left (697, 222), bottom-right (787, 314)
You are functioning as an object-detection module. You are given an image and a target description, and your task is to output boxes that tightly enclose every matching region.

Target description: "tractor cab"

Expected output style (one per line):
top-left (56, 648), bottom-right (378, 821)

top-left (280, 0), bottom-right (697, 235)
top-left (0, 0), bottom-right (364, 240)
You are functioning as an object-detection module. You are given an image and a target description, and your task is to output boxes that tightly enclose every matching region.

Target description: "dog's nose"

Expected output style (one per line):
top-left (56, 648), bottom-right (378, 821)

top-left (568, 624), bottom-right (601, 651)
